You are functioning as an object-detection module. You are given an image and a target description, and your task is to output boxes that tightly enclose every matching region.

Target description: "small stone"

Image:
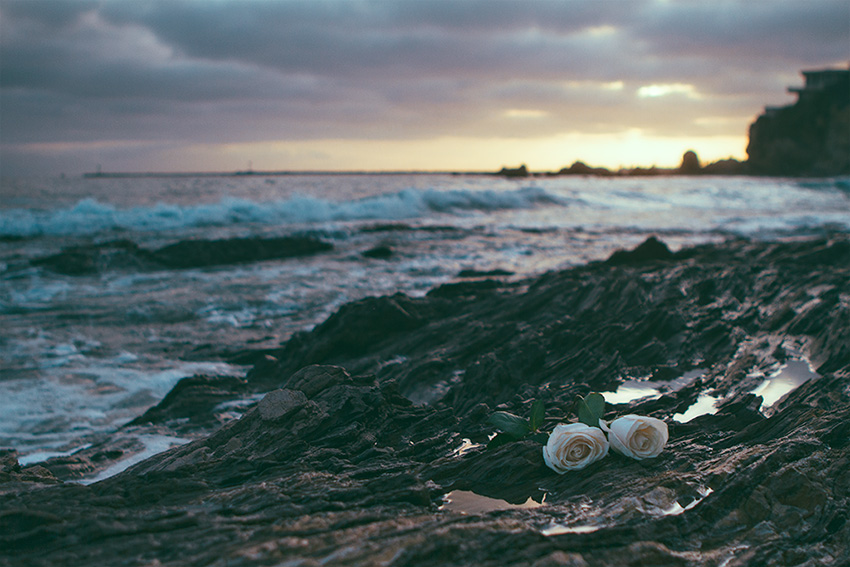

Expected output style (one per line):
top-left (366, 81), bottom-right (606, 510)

top-left (0, 450), bottom-right (20, 473)
top-left (19, 465), bottom-right (59, 483)
top-left (258, 389), bottom-right (308, 420)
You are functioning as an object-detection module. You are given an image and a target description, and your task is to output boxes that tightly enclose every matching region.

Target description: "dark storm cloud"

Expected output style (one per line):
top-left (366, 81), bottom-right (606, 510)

top-left (99, 1), bottom-right (622, 73)
top-left (633, 1), bottom-right (849, 63)
top-left (1, 0), bottom-right (99, 28)
top-left (1, 0), bottom-right (847, 173)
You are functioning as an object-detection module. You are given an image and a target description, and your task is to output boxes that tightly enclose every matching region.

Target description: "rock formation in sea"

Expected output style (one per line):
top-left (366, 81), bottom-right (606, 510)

top-left (31, 235), bottom-right (334, 275)
top-left (497, 164), bottom-right (531, 178)
top-left (747, 66), bottom-right (850, 176)
top-left (3, 235), bottom-right (849, 566)
top-left (678, 150), bottom-right (701, 174)
top-left (554, 161), bottom-right (614, 176)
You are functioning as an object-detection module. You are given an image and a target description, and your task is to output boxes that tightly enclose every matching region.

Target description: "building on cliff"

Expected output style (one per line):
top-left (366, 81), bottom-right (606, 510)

top-left (747, 65), bottom-right (849, 176)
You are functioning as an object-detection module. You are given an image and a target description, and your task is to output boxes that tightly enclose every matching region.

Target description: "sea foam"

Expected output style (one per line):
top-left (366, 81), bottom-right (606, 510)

top-left (0, 186), bottom-right (563, 237)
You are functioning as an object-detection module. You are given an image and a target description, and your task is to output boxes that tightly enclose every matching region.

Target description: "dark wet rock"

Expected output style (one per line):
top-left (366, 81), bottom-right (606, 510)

top-left (606, 236), bottom-right (673, 265)
top-left (426, 278), bottom-right (506, 299)
top-left (275, 293), bottom-right (431, 364)
top-left (150, 235), bottom-right (333, 269)
top-left (457, 268), bottom-right (514, 278)
top-left (4, 235), bottom-right (850, 566)
top-left (32, 235), bottom-right (334, 275)
top-left (361, 223), bottom-right (461, 234)
top-left (0, 450), bottom-right (60, 490)
top-left (127, 374), bottom-right (250, 429)
top-left (362, 244), bottom-right (394, 259)
top-left (286, 364), bottom-right (352, 397)
top-left (0, 450), bottom-right (20, 473)
top-left (361, 222), bottom-right (414, 232)
top-left (257, 388), bottom-right (308, 420)
top-left (31, 239), bottom-right (161, 275)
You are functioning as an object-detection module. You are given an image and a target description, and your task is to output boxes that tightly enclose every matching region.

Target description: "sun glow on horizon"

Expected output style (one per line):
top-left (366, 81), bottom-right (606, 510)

top-left (174, 131), bottom-right (747, 174)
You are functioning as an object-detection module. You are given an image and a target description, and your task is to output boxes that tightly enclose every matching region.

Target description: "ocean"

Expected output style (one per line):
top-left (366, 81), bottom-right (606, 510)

top-left (1, 173), bottom-right (848, 470)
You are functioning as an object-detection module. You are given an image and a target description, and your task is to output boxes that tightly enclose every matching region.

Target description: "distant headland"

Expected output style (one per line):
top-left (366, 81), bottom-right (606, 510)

top-left (497, 65), bottom-right (849, 179)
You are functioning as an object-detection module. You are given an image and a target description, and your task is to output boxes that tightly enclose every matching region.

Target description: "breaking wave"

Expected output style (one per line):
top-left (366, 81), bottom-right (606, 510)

top-left (0, 185), bottom-right (564, 237)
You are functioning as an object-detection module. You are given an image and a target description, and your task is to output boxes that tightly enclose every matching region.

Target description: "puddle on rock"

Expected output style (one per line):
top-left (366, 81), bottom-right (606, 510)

top-left (602, 368), bottom-right (706, 405)
top-left (673, 358), bottom-right (818, 422)
top-left (541, 485), bottom-right (713, 536)
top-left (541, 523), bottom-right (600, 536)
top-left (602, 380), bottom-right (662, 404)
top-left (673, 393), bottom-right (721, 423)
top-left (750, 359), bottom-right (818, 412)
top-left (440, 490), bottom-right (544, 515)
top-left (657, 487), bottom-right (714, 516)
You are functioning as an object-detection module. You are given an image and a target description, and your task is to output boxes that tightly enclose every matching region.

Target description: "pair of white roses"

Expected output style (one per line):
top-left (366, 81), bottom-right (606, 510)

top-left (542, 415), bottom-right (669, 474)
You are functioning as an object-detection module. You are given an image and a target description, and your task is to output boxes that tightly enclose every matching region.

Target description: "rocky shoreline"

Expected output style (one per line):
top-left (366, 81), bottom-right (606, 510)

top-left (2, 235), bottom-right (849, 566)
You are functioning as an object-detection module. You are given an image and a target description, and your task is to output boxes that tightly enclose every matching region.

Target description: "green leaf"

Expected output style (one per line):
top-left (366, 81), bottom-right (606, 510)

top-left (529, 431), bottom-right (549, 444)
top-left (577, 393), bottom-right (606, 428)
top-left (529, 399), bottom-right (545, 431)
top-left (487, 411), bottom-right (531, 438)
top-left (585, 393), bottom-right (605, 418)
top-left (486, 432), bottom-right (519, 450)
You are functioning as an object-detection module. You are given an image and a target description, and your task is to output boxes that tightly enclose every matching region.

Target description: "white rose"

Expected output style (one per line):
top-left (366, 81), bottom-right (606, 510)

top-left (543, 423), bottom-right (609, 473)
top-left (601, 415), bottom-right (668, 460)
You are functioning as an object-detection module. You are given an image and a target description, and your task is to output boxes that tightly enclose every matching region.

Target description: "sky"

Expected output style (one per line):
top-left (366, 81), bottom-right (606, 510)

top-left (1, 0), bottom-right (848, 176)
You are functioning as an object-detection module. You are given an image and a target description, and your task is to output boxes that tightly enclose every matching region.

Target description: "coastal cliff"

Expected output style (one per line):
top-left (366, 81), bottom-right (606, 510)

top-left (747, 67), bottom-right (850, 176)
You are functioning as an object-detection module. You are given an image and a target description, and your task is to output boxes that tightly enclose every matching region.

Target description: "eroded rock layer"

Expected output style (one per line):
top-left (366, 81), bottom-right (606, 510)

top-left (2, 235), bottom-right (849, 567)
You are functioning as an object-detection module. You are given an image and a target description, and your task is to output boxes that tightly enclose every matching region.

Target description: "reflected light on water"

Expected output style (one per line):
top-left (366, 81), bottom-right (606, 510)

top-left (673, 393), bottom-right (721, 423)
top-left (601, 368), bottom-right (706, 405)
top-left (440, 490), bottom-right (544, 514)
top-left (602, 380), bottom-right (662, 404)
top-left (750, 359), bottom-right (818, 409)
top-left (658, 487), bottom-right (714, 516)
top-left (541, 524), bottom-right (600, 536)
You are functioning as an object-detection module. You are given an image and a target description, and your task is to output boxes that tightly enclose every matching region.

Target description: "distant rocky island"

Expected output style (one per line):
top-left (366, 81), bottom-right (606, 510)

top-left (499, 65), bottom-right (850, 178)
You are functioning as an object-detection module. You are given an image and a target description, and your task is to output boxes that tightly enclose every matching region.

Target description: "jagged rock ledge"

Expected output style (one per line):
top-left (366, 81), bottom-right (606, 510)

top-left (2, 235), bottom-right (849, 567)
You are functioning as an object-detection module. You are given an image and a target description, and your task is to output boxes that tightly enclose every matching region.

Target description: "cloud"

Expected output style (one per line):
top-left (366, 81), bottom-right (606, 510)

top-left (636, 83), bottom-right (699, 99)
top-left (1, 0), bottom-right (847, 174)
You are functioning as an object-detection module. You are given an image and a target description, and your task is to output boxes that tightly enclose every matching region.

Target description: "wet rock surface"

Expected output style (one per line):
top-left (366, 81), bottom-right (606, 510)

top-left (4, 235), bottom-right (850, 566)
top-left (32, 235), bottom-right (334, 275)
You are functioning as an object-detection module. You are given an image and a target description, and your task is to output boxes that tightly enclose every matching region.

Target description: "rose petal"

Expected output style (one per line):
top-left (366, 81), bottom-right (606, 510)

top-left (543, 423), bottom-right (609, 474)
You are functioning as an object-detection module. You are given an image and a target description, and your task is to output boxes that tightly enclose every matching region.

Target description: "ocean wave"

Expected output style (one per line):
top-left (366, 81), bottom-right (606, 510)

top-left (0, 186), bottom-right (563, 237)
top-left (796, 176), bottom-right (850, 194)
